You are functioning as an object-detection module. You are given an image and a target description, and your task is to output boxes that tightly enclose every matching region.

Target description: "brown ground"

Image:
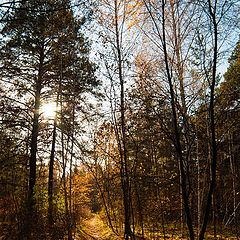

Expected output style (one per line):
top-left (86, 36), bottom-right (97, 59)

top-left (76, 214), bottom-right (121, 240)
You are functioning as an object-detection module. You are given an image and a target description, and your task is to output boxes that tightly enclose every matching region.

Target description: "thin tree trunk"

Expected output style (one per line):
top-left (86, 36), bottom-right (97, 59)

top-left (28, 87), bottom-right (41, 210)
top-left (113, 0), bottom-right (133, 239)
top-left (198, 1), bottom-right (218, 239)
top-left (59, 51), bottom-right (72, 240)
top-left (161, 1), bottom-right (194, 239)
top-left (68, 106), bottom-right (76, 234)
top-left (229, 132), bottom-right (237, 234)
top-left (48, 116), bottom-right (57, 226)
top-left (135, 180), bottom-right (144, 238)
top-left (61, 111), bottom-right (72, 240)
top-left (197, 133), bottom-right (201, 233)
top-left (48, 87), bottom-right (60, 227)
top-left (28, 44), bottom-right (44, 213)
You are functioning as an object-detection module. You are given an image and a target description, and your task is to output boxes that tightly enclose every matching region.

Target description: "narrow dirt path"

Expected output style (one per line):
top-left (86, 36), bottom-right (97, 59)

top-left (84, 215), bottom-right (102, 239)
top-left (79, 214), bottom-right (121, 240)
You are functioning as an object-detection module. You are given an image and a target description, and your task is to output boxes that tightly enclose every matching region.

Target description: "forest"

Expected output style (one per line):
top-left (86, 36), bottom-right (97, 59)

top-left (0, 0), bottom-right (240, 240)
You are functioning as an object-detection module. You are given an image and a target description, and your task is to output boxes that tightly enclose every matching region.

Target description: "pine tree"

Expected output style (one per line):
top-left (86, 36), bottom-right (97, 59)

top-left (222, 40), bottom-right (240, 105)
top-left (0, 0), bottom-right (99, 237)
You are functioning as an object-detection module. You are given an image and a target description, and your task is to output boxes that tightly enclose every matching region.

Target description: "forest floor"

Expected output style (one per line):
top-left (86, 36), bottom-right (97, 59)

top-left (76, 214), bottom-right (121, 240)
top-left (75, 215), bottom-right (240, 240)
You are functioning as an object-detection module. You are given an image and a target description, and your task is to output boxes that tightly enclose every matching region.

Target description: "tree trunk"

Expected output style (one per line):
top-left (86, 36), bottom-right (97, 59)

top-left (28, 87), bottom-right (41, 211)
top-left (48, 117), bottom-right (57, 226)
top-left (28, 45), bottom-right (44, 213)
top-left (198, 1), bottom-right (218, 239)
top-left (113, 0), bottom-right (133, 239)
top-left (161, 1), bottom-right (195, 239)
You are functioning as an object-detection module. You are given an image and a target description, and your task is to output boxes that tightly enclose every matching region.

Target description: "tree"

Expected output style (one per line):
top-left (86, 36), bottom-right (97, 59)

top-left (216, 39), bottom-right (240, 236)
top-left (45, 1), bottom-right (98, 233)
top-left (221, 40), bottom-right (240, 107)
top-left (96, 0), bottom-right (140, 238)
top-left (194, 1), bottom-right (238, 238)
top-left (0, 0), bottom-right (99, 237)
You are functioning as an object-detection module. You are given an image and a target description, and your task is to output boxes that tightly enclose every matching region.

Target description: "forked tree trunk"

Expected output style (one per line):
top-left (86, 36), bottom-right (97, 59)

top-left (198, 1), bottom-right (218, 239)
top-left (161, 1), bottom-right (195, 239)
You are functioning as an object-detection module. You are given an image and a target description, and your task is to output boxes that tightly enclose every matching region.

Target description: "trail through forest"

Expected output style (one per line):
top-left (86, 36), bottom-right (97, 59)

top-left (78, 214), bottom-right (121, 240)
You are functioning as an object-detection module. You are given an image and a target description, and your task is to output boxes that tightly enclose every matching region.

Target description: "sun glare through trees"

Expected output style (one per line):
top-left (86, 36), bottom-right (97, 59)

top-left (40, 102), bottom-right (58, 120)
top-left (0, 0), bottom-right (240, 240)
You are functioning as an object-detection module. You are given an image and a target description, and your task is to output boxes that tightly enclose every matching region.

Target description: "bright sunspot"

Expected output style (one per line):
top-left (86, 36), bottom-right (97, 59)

top-left (40, 102), bottom-right (58, 119)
